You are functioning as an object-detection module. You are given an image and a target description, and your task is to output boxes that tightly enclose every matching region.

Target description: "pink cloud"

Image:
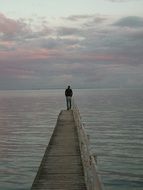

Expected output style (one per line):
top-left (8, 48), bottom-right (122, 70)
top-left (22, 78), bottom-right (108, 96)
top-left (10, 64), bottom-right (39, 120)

top-left (0, 47), bottom-right (63, 62)
top-left (0, 13), bottom-right (25, 35)
top-left (0, 62), bottom-right (36, 79)
top-left (0, 40), bottom-right (16, 49)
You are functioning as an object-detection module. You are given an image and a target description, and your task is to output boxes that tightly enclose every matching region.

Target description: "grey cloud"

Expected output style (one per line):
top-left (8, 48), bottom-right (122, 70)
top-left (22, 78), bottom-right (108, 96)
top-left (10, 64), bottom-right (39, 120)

top-left (84, 16), bottom-right (108, 27)
top-left (1, 13), bottom-right (143, 89)
top-left (63, 14), bottom-right (108, 28)
top-left (63, 14), bottom-right (94, 21)
top-left (93, 17), bottom-right (108, 23)
top-left (1, 13), bottom-right (143, 65)
top-left (113, 16), bottom-right (143, 28)
top-left (57, 27), bottom-right (81, 36)
top-left (0, 13), bottom-right (53, 43)
top-left (27, 37), bottom-right (81, 50)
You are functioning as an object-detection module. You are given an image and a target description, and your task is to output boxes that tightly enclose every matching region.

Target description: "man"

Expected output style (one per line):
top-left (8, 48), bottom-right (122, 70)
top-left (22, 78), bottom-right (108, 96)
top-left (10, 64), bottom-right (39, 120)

top-left (65, 86), bottom-right (73, 110)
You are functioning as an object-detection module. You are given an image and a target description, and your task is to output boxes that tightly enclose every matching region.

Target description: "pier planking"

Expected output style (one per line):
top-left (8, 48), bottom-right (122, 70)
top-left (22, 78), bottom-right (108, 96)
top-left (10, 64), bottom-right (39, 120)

top-left (31, 110), bottom-right (87, 190)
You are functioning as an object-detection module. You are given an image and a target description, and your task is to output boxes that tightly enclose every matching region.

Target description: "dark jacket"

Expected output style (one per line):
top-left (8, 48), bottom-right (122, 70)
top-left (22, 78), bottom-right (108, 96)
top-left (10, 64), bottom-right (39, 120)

top-left (65, 88), bottom-right (73, 97)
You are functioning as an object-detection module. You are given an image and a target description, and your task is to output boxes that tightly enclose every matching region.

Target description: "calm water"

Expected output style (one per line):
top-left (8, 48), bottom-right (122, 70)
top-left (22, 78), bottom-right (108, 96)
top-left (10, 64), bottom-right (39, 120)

top-left (0, 89), bottom-right (143, 190)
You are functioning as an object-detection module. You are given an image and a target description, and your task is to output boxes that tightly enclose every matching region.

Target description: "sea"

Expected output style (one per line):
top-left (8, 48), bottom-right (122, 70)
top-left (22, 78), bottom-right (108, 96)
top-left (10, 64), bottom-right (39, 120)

top-left (0, 89), bottom-right (143, 190)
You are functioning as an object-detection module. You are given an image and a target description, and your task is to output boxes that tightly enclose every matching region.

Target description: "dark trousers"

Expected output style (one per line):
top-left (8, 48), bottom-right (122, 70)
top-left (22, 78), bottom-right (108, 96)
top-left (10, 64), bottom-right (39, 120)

top-left (66, 96), bottom-right (72, 110)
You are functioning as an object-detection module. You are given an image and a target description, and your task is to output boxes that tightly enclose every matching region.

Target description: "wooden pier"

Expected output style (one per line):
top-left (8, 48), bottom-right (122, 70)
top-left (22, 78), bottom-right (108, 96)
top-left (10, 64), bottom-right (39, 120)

top-left (31, 109), bottom-right (104, 190)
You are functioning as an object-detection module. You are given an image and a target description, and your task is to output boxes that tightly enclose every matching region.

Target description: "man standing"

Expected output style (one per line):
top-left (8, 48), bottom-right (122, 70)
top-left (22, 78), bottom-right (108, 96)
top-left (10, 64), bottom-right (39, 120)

top-left (65, 86), bottom-right (73, 110)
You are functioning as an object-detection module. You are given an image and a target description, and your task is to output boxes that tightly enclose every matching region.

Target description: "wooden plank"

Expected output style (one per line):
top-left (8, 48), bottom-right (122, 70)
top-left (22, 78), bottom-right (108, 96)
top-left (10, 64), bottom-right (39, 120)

top-left (31, 110), bottom-right (87, 190)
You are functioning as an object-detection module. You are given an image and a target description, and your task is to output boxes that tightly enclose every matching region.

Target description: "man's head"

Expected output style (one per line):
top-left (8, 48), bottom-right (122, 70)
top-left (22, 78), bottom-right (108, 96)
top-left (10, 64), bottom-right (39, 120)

top-left (68, 86), bottom-right (70, 89)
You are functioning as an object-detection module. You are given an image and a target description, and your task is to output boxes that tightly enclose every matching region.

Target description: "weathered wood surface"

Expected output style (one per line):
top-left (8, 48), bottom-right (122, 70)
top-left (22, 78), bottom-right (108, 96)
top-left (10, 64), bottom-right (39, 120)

top-left (31, 110), bottom-right (87, 190)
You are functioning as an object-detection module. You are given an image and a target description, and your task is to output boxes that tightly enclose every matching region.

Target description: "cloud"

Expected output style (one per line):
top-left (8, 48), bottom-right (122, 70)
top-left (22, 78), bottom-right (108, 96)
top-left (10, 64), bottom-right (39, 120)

top-left (0, 13), bottom-right (143, 89)
top-left (83, 16), bottom-right (108, 27)
top-left (0, 13), bottom-right (26, 35)
top-left (113, 16), bottom-right (143, 28)
top-left (63, 14), bottom-right (94, 21)
top-left (57, 27), bottom-right (81, 36)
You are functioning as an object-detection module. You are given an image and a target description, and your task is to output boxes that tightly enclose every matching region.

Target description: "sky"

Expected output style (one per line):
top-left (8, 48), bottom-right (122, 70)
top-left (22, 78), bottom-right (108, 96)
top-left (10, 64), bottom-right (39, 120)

top-left (0, 0), bottom-right (143, 89)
